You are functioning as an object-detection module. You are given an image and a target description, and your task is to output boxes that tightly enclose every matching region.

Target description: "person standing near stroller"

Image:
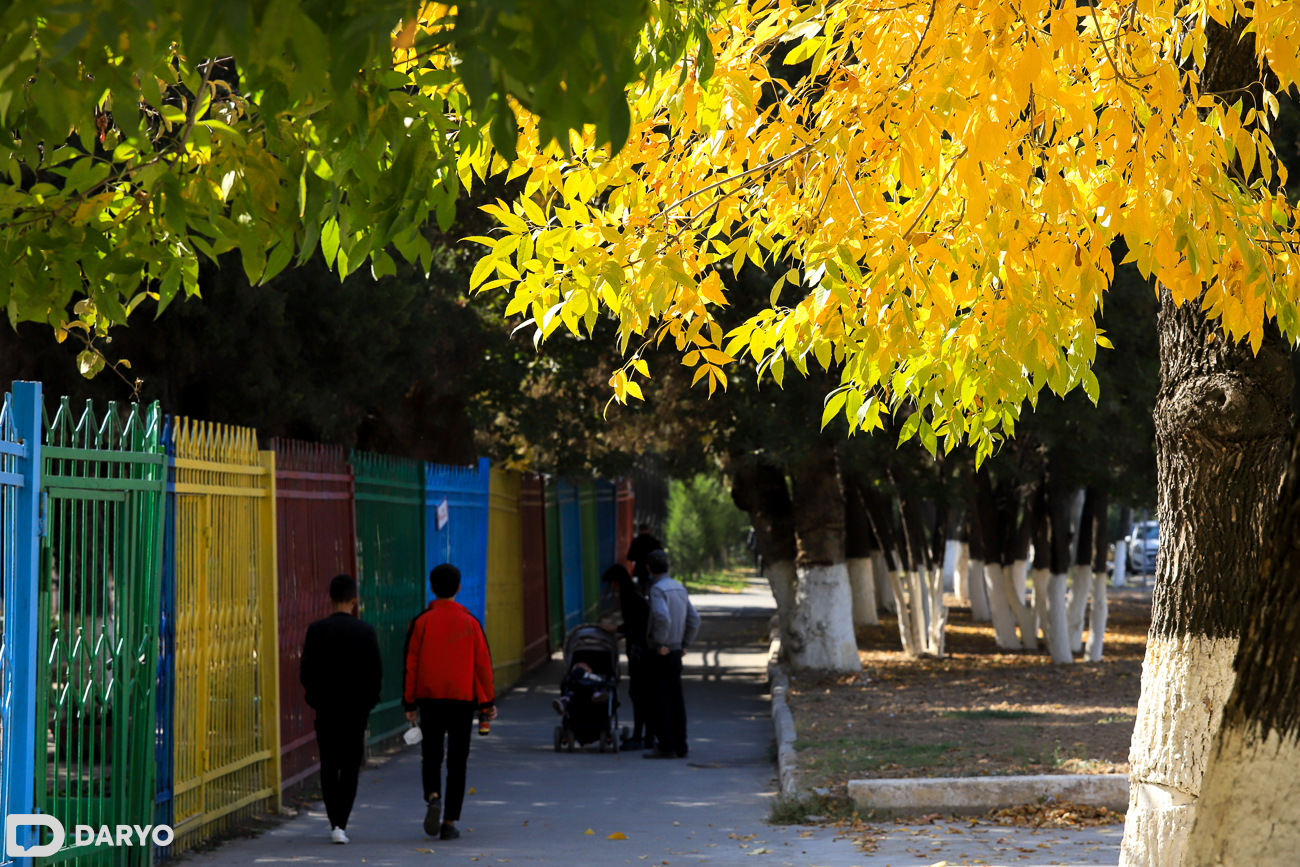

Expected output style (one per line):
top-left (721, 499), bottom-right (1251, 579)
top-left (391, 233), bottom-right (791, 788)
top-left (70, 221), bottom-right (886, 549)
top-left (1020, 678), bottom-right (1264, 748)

top-left (602, 564), bottom-right (655, 750)
top-left (403, 564), bottom-right (496, 841)
top-left (300, 574), bottom-right (383, 845)
top-left (643, 550), bottom-right (700, 759)
top-left (626, 522), bottom-right (663, 591)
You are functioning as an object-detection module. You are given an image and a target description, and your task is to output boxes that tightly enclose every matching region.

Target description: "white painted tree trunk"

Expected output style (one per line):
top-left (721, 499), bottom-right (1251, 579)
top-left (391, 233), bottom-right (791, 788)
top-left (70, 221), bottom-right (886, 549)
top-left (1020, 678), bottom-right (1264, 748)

top-left (872, 551), bottom-right (896, 613)
top-left (1043, 572), bottom-right (1073, 664)
top-left (1186, 727), bottom-right (1300, 866)
top-left (886, 569), bottom-right (916, 657)
top-left (925, 565), bottom-right (948, 656)
top-left (982, 562), bottom-right (1021, 649)
top-left (1066, 563), bottom-right (1092, 653)
top-left (1113, 540), bottom-right (1129, 587)
top-left (967, 557), bottom-right (990, 621)
top-left (998, 561), bottom-right (1038, 650)
top-left (942, 539), bottom-right (961, 593)
top-left (787, 563), bottom-right (861, 673)
top-left (847, 556), bottom-right (878, 627)
top-left (764, 559), bottom-right (798, 626)
top-left (907, 570), bottom-right (927, 652)
top-left (954, 543), bottom-right (971, 604)
top-left (1084, 573), bottom-right (1107, 662)
top-left (1119, 636), bottom-right (1238, 867)
top-left (1031, 568), bottom-right (1050, 646)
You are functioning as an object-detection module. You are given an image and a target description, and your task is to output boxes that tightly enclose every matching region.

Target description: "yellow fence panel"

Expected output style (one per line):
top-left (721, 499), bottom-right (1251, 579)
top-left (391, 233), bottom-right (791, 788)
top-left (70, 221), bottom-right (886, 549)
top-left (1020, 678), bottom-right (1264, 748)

top-left (172, 418), bottom-right (281, 852)
top-left (486, 469), bottom-right (525, 691)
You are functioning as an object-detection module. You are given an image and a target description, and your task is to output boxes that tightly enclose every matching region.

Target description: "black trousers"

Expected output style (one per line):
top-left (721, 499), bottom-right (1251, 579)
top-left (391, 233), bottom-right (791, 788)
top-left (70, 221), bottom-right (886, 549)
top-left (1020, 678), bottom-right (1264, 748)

top-left (648, 651), bottom-right (687, 754)
top-left (417, 699), bottom-right (477, 821)
top-left (626, 649), bottom-right (654, 743)
top-left (314, 711), bottom-right (369, 830)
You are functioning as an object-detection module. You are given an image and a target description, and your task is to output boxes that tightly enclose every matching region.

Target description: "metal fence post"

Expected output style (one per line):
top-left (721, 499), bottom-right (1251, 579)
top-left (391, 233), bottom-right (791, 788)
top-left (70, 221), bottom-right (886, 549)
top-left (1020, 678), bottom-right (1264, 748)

top-left (257, 450), bottom-right (283, 811)
top-left (5, 382), bottom-right (41, 867)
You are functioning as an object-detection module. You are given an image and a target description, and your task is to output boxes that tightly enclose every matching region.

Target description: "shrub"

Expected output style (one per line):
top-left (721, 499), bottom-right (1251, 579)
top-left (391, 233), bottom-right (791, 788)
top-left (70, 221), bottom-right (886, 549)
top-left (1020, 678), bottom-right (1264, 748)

top-left (665, 474), bottom-right (751, 578)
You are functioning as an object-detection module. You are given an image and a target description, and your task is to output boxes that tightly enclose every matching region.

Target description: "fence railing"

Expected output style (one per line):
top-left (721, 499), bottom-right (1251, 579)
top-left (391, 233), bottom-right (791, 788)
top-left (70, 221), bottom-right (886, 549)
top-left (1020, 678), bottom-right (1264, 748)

top-left (351, 451), bottom-right (425, 744)
top-left (485, 470), bottom-right (524, 690)
top-left (271, 439), bottom-right (356, 793)
top-left (37, 398), bottom-right (166, 866)
top-left (519, 474), bottom-right (550, 670)
top-left (1, 384), bottom-right (41, 867)
top-left (425, 459), bottom-right (490, 623)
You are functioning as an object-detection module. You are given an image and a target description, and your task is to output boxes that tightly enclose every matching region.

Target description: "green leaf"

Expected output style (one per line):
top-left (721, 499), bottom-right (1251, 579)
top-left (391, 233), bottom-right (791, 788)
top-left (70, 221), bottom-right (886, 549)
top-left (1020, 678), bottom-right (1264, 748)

top-left (821, 390), bottom-right (848, 430)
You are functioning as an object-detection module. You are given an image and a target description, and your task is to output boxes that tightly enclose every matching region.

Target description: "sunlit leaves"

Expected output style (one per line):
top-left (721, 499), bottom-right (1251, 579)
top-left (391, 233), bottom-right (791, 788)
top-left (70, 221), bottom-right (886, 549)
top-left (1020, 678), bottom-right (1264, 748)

top-left (476, 0), bottom-right (1300, 461)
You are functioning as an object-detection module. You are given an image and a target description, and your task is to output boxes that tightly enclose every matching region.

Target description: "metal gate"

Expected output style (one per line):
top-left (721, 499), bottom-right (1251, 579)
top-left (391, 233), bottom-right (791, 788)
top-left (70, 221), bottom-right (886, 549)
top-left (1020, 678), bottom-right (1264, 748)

top-left (36, 398), bottom-right (166, 866)
top-left (169, 418), bottom-right (281, 851)
top-left (1, 383), bottom-right (41, 866)
top-left (578, 481), bottom-right (600, 621)
top-left (425, 460), bottom-right (490, 623)
top-left (351, 451), bottom-right (424, 744)
top-left (272, 440), bottom-right (356, 793)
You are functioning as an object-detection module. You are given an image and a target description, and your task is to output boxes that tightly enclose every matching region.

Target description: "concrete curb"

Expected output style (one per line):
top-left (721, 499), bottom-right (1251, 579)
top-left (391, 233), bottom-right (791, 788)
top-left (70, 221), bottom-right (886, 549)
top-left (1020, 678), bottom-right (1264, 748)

top-left (847, 773), bottom-right (1130, 816)
top-left (766, 620), bottom-right (801, 799)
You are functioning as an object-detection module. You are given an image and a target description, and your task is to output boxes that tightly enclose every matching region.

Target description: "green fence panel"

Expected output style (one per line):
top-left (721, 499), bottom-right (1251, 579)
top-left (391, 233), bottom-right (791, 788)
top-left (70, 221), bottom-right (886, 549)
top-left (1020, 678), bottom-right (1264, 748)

top-left (544, 482), bottom-right (564, 649)
top-left (37, 398), bottom-right (166, 866)
top-left (351, 451), bottom-right (424, 744)
top-left (578, 480), bottom-right (600, 621)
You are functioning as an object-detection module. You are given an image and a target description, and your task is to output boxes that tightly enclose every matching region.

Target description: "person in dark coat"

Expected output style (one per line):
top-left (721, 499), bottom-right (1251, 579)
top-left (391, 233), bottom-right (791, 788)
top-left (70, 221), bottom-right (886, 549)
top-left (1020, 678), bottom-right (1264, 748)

top-left (625, 523), bottom-right (663, 590)
top-left (603, 564), bottom-right (655, 750)
top-left (300, 574), bottom-right (383, 844)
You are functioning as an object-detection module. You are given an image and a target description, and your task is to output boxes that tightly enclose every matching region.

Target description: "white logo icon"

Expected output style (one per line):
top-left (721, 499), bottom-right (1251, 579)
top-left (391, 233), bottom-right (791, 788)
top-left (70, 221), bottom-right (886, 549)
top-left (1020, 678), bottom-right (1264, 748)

top-left (5, 814), bottom-right (64, 858)
top-left (5, 815), bottom-right (174, 855)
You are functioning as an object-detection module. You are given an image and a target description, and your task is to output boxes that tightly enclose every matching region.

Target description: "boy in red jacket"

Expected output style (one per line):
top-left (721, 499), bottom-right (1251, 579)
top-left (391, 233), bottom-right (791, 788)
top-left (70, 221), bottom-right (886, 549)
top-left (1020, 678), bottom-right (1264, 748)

top-left (403, 563), bottom-right (496, 840)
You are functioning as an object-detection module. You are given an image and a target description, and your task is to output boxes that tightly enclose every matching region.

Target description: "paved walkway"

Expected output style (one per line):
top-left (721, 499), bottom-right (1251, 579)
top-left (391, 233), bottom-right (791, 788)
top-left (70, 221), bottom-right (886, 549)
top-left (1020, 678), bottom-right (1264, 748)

top-left (184, 583), bottom-right (1122, 866)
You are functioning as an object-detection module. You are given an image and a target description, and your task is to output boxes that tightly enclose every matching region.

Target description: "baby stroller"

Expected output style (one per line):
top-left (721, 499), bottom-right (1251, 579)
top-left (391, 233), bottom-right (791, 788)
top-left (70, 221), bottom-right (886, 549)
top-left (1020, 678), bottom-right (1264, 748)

top-left (554, 624), bottom-right (627, 753)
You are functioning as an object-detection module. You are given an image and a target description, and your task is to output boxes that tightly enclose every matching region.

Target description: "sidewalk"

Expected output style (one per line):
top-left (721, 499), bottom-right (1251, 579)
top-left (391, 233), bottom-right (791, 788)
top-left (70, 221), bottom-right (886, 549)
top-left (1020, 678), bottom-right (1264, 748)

top-left (181, 582), bottom-right (1122, 866)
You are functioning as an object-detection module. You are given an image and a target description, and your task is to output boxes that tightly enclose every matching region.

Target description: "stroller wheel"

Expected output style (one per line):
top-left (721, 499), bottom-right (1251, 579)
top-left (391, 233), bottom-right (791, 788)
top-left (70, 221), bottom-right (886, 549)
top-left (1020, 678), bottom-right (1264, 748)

top-left (554, 726), bottom-right (563, 753)
top-left (609, 729), bottom-right (620, 754)
top-left (566, 730), bottom-right (576, 752)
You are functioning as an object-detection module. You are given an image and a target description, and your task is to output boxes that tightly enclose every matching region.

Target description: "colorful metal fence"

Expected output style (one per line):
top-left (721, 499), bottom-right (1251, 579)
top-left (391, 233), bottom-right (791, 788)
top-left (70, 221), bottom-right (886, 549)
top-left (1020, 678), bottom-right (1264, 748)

top-left (578, 481), bottom-right (601, 621)
top-left (0, 383), bottom-right (41, 866)
top-left (544, 483), bottom-right (565, 648)
top-left (272, 440), bottom-right (357, 794)
top-left (170, 418), bottom-right (281, 851)
top-left (519, 474), bottom-right (550, 670)
top-left (556, 482), bottom-right (584, 630)
top-left (36, 398), bottom-right (166, 866)
top-left (616, 479), bottom-right (636, 574)
top-left (425, 459), bottom-right (490, 623)
top-left (352, 451), bottom-right (424, 744)
top-left (485, 470), bottom-right (524, 690)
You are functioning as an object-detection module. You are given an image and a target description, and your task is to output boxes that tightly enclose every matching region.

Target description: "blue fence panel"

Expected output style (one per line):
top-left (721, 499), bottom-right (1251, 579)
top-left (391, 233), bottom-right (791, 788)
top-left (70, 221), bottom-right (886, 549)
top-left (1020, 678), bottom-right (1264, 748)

top-left (425, 459), bottom-right (491, 623)
top-left (1, 382), bottom-right (42, 867)
top-left (556, 481), bottom-right (584, 629)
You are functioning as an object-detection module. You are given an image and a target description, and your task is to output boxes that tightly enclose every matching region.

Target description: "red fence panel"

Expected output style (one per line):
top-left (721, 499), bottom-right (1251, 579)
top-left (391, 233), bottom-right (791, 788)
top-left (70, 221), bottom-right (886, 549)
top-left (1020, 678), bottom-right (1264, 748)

top-left (617, 478), bottom-right (636, 574)
top-left (520, 473), bottom-right (551, 669)
top-left (271, 439), bottom-right (357, 793)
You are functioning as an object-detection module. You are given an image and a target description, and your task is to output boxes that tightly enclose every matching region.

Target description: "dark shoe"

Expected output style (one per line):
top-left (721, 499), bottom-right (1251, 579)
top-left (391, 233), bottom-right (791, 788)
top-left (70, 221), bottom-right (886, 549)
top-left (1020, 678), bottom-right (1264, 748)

top-left (676, 749), bottom-right (689, 758)
top-left (643, 748), bottom-right (677, 759)
top-left (622, 737), bottom-right (644, 751)
top-left (551, 698), bottom-right (567, 715)
top-left (423, 797), bottom-right (442, 836)
top-left (439, 823), bottom-right (460, 841)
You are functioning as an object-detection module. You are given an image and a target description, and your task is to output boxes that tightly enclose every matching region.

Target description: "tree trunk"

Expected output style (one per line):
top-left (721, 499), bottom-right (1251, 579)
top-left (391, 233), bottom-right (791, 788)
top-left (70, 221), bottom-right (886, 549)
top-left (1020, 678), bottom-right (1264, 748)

top-left (844, 472), bottom-right (880, 628)
top-left (1041, 472), bottom-right (1075, 665)
top-left (1113, 505), bottom-right (1132, 588)
top-left (974, 469), bottom-right (1033, 649)
top-left (1086, 489), bottom-right (1110, 662)
top-left (900, 496), bottom-right (947, 657)
top-left (954, 541), bottom-right (970, 603)
top-left (1068, 488), bottom-right (1103, 653)
top-left (1119, 281), bottom-right (1292, 865)
top-left (787, 442), bottom-right (861, 673)
top-left (862, 487), bottom-right (916, 656)
top-left (1186, 427), bottom-right (1300, 865)
top-left (964, 509), bottom-right (991, 622)
top-left (731, 454), bottom-right (798, 647)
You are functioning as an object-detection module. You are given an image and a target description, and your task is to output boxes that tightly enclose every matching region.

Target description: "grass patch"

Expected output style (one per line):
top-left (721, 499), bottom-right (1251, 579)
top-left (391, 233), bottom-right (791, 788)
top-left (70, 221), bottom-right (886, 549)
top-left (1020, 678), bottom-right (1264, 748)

top-left (794, 737), bottom-right (965, 776)
top-left (768, 793), bottom-right (860, 825)
top-left (940, 709), bottom-right (1045, 720)
top-left (682, 565), bottom-right (753, 594)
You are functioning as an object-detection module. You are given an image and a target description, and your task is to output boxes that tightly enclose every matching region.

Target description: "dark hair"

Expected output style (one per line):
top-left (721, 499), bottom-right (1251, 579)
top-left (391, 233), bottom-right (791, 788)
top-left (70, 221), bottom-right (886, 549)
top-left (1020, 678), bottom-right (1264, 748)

top-left (638, 523), bottom-right (651, 533)
top-left (646, 549), bottom-right (669, 575)
top-left (602, 564), bottom-right (633, 593)
top-left (429, 563), bottom-right (461, 599)
top-left (329, 574), bottom-right (358, 603)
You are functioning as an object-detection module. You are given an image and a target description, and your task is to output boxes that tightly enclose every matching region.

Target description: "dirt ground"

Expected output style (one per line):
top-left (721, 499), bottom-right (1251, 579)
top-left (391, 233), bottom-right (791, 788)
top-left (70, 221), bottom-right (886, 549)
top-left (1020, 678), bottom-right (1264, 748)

top-left (787, 587), bottom-right (1151, 792)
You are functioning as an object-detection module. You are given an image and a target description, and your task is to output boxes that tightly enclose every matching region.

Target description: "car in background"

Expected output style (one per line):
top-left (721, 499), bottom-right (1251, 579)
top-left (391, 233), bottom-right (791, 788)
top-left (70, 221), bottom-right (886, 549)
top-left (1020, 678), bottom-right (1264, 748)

top-left (1128, 521), bottom-right (1159, 574)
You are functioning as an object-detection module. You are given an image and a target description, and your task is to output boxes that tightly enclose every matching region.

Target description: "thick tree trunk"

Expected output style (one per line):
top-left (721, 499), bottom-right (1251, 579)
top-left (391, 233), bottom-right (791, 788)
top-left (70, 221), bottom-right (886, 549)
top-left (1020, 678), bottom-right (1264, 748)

top-left (1185, 425), bottom-right (1300, 865)
top-left (1040, 474), bottom-right (1075, 665)
top-left (954, 541), bottom-right (970, 603)
top-left (862, 487), bottom-right (916, 655)
top-left (844, 473), bottom-right (880, 628)
top-left (1119, 282), bottom-right (1292, 866)
top-left (731, 455), bottom-right (798, 645)
top-left (964, 510), bottom-right (991, 621)
top-left (871, 549), bottom-right (896, 613)
top-left (1085, 489), bottom-right (1110, 662)
top-left (974, 470), bottom-right (1033, 649)
top-left (787, 443), bottom-right (861, 673)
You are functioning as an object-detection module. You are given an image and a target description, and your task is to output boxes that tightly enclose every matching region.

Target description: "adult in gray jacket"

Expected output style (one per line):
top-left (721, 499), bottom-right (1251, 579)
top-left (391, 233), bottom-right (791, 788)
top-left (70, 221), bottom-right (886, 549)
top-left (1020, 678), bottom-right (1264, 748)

top-left (642, 549), bottom-right (700, 759)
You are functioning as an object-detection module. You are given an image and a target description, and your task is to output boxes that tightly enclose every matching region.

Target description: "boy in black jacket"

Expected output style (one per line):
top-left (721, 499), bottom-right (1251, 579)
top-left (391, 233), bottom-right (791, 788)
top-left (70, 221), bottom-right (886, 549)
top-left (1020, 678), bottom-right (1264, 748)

top-left (301, 574), bottom-right (383, 844)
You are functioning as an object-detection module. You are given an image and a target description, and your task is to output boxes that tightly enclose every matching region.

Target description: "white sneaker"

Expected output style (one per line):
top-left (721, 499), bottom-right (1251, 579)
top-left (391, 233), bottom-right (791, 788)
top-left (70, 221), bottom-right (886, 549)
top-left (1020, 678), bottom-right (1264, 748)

top-left (331, 828), bottom-right (349, 844)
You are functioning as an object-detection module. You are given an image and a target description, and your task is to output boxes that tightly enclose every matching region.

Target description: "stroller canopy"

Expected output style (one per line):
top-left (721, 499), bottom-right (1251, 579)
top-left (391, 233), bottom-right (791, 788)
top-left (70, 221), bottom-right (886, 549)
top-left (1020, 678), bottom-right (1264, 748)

top-left (563, 624), bottom-right (621, 681)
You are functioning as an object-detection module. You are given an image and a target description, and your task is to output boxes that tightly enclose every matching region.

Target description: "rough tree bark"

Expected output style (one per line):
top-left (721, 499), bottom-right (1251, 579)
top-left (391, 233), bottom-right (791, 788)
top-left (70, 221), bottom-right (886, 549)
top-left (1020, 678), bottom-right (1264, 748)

top-left (1119, 297), bottom-right (1293, 862)
top-left (1186, 425), bottom-right (1300, 865)
top-left (844, 472), bottom-right (880, 628)
top-left (731, 454), bottom-right (798, 646)
top-left (787, 442), bottom-right (861, 673)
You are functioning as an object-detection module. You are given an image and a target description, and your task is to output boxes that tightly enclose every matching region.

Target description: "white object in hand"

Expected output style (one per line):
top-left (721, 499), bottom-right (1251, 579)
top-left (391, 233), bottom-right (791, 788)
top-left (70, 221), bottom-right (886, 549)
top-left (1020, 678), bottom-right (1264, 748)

top-left (404, 725), bottom-right (423, 745)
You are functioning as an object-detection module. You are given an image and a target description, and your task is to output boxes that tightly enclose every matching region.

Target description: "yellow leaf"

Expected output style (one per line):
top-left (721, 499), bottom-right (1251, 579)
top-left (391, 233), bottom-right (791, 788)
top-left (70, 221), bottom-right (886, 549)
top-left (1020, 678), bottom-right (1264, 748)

top-left (584, 829), bottom-right (596, 836)
top-left (607, 832), bottom-right (628, 840)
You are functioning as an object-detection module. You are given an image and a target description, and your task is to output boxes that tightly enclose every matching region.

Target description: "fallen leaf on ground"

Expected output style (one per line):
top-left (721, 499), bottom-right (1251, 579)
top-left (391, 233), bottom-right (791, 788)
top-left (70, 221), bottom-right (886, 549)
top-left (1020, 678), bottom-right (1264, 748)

top-left (609, 832), bottom-right (629, 840)
top-left (585, 829), bottom-right (596, 835)
top-left (468, 787), bottom-right (477, 794)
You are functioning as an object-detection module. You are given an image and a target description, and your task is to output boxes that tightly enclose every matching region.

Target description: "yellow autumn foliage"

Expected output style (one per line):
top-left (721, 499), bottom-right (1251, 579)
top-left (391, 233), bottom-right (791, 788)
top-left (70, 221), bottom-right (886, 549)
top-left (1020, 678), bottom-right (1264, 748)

top-left (468, 0), bottom-right (1300, 459)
